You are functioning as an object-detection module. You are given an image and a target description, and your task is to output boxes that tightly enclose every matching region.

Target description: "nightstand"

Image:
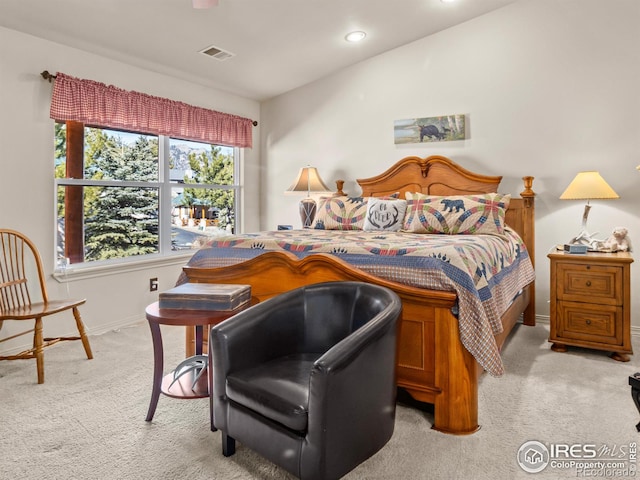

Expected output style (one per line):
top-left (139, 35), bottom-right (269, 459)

top-left (548, 250), bottom-right (633, 361)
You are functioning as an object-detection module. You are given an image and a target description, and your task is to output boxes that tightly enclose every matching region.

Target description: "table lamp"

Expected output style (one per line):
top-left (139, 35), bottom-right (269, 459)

top-left (560, 171), bottom-right (619, 247)
top-left (286, 166), bottom-right (330, 228)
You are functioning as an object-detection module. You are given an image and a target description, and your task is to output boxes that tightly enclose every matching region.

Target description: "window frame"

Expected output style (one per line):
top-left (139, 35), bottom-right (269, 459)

top-left (53, 122), bottom-right (241, 278)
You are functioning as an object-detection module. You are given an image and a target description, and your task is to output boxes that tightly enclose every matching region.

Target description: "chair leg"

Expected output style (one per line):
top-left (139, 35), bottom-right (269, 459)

top-left (72, 307), bottom-right (93, 359)
top-left (222, 432), bottom-right (236, 457)
top-left (34, 317), bottom-right (45, 384)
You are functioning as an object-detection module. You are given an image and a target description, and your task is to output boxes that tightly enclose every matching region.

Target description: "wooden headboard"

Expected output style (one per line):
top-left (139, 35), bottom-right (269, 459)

top-left (357, 155), bottom-right (503, 197)
top-left (356, 155), bottom-right (536, 265)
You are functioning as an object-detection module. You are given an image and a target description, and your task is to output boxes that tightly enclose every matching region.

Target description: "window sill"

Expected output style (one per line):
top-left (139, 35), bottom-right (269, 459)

top-left (52, 251), bottom-right (195, 283)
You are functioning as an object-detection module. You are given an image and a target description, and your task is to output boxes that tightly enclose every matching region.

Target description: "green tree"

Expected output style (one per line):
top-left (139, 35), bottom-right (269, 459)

top-left (183, 146), bottom-right (234, 229)
top-left (83, 130), bottom-right (159, 261)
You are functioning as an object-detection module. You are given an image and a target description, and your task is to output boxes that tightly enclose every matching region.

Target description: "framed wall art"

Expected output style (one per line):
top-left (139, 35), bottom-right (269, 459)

top-left (394, 114), bottom-right (466, 144)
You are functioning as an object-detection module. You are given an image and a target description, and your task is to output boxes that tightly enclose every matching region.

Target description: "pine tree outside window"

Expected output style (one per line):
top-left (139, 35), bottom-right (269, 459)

top-left (55, 122), bottom-right (240, 267)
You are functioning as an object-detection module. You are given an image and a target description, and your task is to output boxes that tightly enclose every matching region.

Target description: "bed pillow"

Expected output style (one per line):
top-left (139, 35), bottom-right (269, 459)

top-left (312, 193), bottom-right (399, 230)
top-left (363, 198), bottom-right (407, 232)
top-left (402, 192), bottom-right (511, 235)
top-left (312, 196), bottom-right (368, 230)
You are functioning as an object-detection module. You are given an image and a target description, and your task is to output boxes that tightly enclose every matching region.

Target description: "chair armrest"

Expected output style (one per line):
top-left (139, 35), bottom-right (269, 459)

top-left (315, 309), bottom-right (396, 372)
top-left (303, 306), bottom-right (400, 469)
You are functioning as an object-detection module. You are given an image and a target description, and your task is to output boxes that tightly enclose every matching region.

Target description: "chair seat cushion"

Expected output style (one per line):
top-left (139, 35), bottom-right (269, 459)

top-left (226, 353), bottom-right (321, 431)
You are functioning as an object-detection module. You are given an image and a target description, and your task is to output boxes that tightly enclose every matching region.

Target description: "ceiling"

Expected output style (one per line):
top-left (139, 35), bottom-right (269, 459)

top-left (0, 0), bottom-right (517, 102)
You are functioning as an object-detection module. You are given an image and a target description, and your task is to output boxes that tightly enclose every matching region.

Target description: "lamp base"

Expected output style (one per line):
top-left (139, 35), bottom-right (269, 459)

top-left (568, 229), bottom-right (605, 250)
top-left (568, 204), bottom-right (605, 250)
top-left (299, 198), bottom-right (317, 228)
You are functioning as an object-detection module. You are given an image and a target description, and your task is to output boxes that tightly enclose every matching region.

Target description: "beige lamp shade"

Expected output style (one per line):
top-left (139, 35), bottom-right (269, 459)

top-left (559, 171), bottom-right (619, 200)
top-left (286, 167), bottom-right (331, 195)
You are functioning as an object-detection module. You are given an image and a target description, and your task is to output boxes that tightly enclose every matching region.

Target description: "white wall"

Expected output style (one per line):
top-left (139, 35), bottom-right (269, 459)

top-left (0, 26), bottom-right (260, 352)
top-left (261, 0), bottom-right (640, 325)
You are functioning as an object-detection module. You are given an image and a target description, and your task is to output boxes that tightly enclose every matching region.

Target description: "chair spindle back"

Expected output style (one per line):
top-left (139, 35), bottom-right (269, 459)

top-left (0, 230), bottom-right (48, 313)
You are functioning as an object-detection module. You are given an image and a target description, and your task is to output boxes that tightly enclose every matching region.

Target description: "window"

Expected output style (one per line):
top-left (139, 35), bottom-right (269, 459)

top-left (55, 121), bottom-right (240, 267)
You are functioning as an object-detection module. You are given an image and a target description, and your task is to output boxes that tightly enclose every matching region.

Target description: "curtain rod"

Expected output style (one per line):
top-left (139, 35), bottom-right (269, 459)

top-left (40, 70), bottom-right (259, 127)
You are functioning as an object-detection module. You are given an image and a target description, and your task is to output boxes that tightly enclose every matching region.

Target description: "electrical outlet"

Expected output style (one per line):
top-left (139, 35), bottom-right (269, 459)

top-left (149, 277), bottom-right (158, 292)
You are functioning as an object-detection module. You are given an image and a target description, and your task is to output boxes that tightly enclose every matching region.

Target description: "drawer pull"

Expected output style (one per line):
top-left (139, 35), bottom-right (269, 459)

top-left (586, 319), bottom-right (592, 325)
top-left (585, 281), bottom-right (592, 287)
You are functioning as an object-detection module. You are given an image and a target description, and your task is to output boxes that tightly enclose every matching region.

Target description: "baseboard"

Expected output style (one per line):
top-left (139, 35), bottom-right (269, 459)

top-left (5, 312), bottom-right (638, 355)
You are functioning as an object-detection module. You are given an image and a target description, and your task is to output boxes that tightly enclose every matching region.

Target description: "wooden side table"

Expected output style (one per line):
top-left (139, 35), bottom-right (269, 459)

top-left (144, 301), bottom-right (248, 421)
top-left (548, 250), bottom-right (633, 361)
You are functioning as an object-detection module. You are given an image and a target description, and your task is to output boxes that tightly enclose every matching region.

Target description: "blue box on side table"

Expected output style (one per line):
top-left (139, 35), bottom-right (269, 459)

top-left (563, 244), bottom-right (588, 254)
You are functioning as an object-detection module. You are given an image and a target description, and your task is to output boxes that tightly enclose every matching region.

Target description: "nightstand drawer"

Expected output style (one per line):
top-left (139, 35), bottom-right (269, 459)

top-left (555, 301), bottom-right (622, 346)
top-left (557, 263), bottom-right (622, 305)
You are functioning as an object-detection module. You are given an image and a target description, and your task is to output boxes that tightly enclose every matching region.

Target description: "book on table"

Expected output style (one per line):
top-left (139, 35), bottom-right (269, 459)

top-left (158, 283), bottom-right (251, 311)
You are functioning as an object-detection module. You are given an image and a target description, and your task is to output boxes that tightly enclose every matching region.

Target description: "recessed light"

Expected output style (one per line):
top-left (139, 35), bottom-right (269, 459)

top-left (345, 31), bottom-right (366, 43)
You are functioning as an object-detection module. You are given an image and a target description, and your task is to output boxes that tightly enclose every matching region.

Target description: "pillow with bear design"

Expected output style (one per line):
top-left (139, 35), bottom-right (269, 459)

top-left (402, 192), bottom-right (510, 235)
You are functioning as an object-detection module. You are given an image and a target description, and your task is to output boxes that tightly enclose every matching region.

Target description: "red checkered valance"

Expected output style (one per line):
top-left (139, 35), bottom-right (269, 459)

top-left (49, 72), bottom-right (253, 148)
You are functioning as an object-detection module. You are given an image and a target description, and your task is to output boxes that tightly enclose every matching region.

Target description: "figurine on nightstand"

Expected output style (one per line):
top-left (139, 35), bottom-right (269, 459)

top-left (603, 227), bottom-right (632, 252)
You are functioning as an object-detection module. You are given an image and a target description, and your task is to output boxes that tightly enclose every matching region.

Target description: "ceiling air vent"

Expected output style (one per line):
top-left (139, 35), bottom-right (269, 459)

top-left (199, 45), bottom-right (235, 61)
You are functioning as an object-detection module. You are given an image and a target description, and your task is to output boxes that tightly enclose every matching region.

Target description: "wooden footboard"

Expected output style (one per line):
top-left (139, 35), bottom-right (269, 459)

top-left (183, 251), bottom-right (532, 435)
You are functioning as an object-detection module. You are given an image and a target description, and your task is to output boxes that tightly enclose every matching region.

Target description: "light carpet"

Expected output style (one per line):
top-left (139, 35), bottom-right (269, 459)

top-left (1, 321), bottom-right (639, 480)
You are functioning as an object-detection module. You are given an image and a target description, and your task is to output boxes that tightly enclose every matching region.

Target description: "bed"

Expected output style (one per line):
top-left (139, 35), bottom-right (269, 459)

top-left (180, 154), bottom-right (536, 435)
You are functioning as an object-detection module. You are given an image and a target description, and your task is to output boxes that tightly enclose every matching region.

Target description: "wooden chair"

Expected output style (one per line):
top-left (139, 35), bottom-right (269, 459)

top-left (0, 229), bottom-right (93, 384)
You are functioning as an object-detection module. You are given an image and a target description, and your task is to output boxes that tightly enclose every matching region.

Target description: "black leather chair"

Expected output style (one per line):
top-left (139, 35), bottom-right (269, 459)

top-left (209, 281), bottom-right (402, 480)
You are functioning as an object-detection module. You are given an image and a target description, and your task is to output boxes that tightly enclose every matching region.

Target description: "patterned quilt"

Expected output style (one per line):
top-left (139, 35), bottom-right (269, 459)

top-left (180, 228), bottom-right (535, 376)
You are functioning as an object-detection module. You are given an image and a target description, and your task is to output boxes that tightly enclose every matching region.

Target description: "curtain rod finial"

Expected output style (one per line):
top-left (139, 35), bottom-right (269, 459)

top-left (41, 70), bottom-right (56, 82)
